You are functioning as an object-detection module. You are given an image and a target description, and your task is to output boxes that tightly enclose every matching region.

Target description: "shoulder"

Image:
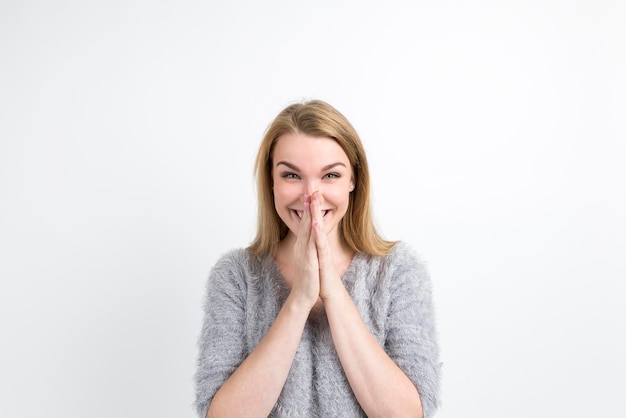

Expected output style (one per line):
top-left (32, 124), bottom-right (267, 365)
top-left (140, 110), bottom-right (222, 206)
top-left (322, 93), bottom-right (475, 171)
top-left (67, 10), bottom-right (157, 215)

top-left (206, 248), bottom-right (265, 293)
top-left (368, 241), bottom-right (433, 295)
top-left (210, 248), bottom-right (261, 274)
top-left (385, 241), bottom-right (425, 265)
top-left (375, 241), bottom-right (429, 278)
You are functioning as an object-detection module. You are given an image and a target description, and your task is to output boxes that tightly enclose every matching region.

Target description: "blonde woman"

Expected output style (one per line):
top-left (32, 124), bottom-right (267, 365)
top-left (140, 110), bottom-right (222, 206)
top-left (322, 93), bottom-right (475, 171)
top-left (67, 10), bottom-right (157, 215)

top-left (195, 100), bottom-right (440, 417)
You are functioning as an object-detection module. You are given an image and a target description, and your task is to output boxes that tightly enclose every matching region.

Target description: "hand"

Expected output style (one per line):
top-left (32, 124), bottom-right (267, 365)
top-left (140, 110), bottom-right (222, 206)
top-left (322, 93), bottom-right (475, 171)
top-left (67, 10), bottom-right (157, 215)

top-left (290, 194), bottom-right (321, 310)
top-left (310, 192), bottom-right (344, 302)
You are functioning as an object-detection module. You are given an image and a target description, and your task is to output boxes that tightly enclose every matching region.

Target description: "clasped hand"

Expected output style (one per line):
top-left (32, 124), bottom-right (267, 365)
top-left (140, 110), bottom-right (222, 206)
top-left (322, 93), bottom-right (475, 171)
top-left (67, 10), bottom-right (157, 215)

top-left (291, 192), bottom-right (344, 309)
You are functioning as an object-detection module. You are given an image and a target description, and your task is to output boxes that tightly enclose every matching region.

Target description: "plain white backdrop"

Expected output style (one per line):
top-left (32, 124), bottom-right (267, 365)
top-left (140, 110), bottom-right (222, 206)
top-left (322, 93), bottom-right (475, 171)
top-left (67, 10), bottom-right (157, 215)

top-left (1, 1), bottom-right (625, 417)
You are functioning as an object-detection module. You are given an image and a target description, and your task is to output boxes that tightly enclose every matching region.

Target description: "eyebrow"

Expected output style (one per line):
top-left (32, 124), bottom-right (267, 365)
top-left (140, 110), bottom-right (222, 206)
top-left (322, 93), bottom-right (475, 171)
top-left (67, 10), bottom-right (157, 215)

top-left (276, 161), bottom-right (347, 171)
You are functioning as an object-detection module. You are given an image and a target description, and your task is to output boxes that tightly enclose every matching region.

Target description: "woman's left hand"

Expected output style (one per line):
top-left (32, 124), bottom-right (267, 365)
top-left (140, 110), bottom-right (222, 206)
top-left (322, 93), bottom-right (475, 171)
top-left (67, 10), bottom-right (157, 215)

top-left (310, 191), bottom-right (345, 302)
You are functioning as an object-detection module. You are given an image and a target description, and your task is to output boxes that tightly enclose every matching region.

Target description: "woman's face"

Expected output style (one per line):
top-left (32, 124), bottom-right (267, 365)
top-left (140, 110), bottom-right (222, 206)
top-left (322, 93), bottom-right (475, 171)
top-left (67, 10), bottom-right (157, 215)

top-left (272, 132), bottom-right (354, 243)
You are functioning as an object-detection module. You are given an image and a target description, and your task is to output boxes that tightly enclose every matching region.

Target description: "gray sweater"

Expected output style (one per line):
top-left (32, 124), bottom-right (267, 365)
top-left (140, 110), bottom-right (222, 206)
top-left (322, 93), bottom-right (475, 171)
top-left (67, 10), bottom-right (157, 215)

top-left (195, 242), bottom-right (441, 417)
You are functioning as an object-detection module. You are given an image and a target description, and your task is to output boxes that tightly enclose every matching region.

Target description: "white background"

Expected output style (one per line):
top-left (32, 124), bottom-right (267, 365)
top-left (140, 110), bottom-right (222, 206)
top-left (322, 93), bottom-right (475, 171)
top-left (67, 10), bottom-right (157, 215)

top-left (1, 1), bottom-right (624, 417)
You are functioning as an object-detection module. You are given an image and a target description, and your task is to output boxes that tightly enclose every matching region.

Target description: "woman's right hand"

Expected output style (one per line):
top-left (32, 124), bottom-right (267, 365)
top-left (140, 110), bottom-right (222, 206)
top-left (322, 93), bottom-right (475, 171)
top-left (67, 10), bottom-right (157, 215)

top-left (290, 194), bottom-right (321, 310)
top-left (205, 194), bottom-right (320, 418)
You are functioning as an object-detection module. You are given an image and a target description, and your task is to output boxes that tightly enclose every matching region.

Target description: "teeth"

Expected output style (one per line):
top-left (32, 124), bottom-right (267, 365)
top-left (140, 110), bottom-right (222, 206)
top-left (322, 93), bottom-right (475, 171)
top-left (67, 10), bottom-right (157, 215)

top-left (292, 210), bottom-right (329, 219)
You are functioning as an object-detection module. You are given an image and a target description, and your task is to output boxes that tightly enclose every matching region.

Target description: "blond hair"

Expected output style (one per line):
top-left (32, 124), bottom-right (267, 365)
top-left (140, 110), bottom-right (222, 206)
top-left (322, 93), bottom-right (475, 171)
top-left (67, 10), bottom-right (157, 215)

top-left (247, 100), bottom-right (395, 257)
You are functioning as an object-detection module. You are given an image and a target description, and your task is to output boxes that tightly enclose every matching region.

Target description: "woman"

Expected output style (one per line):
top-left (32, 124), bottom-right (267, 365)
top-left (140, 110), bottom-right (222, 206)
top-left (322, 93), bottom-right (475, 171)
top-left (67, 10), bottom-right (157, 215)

top-left (195, 100), bottom-right (440, 417)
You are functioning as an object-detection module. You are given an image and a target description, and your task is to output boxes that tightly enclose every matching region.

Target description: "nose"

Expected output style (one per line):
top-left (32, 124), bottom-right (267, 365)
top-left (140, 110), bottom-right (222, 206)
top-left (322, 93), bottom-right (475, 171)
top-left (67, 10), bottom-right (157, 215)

top-left (304, 179), bottom-right (319, 196)
top-left (303, 181), bottom-right (325, 206)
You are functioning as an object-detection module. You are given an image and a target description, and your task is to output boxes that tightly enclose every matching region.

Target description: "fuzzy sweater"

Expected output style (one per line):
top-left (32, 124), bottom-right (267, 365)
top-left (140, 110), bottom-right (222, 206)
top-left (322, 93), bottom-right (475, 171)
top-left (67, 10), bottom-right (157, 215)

top-left (194, 242), bottom-right (441, 417)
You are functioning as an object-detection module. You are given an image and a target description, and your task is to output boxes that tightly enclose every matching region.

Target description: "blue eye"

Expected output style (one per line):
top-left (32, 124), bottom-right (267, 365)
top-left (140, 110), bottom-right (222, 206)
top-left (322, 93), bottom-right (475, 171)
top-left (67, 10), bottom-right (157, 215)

top-left (324, 173), bottom-right (340, 179)
top-left (282, 172), bottom-right (299, 179)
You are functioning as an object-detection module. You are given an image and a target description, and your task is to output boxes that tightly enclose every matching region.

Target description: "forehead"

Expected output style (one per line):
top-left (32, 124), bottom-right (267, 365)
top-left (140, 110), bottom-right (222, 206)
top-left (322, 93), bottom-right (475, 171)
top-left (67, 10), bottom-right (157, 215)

top-left (272, 133), bottom-right (350, 168)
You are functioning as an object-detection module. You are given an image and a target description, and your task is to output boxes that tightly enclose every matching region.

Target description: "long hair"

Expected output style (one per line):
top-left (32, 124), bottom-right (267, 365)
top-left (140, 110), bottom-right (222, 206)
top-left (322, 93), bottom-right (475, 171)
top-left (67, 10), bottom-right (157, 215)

top-left (247, 100), bottom-right (395, 257)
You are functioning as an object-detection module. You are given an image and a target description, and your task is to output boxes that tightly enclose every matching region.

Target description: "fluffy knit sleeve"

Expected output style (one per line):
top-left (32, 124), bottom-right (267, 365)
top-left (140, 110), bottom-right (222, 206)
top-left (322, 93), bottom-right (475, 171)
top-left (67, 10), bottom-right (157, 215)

top-left (384, 243), bottom-right (441, 418)
top-left (194, 249), bottom-right (249, 418)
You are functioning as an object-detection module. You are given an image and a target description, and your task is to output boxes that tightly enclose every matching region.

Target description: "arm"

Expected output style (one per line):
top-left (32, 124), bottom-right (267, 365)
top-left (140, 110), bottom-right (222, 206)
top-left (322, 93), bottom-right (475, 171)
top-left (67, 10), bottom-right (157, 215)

top-left (320, 246), bottom-right (441, 417)
top-left (198, 196), bottom-right (321, 418)
top-left (323, 289), bottom-right (424, 418)
top-left (207, 293), bottom-right (311, 418)
top-left (311, 193), bottom-right (439, 417)
top-left (380, 247), bottom-right (441, 417)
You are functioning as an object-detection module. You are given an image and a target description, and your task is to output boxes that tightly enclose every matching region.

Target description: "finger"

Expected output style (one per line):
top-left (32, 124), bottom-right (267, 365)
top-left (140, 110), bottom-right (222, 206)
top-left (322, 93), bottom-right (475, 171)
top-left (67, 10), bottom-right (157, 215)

top-left (310, 191), bottom-right (324, 230)
top-left (308, 194), bottom-right (327, 268)
top-left (313, 217), bottom-right (330, 271)
top-left (306, 194), bottom-right (319, 263)
top-left (307, 218), bottom-right (318, 266)
top-left (303, 198), bottom-right (319, 289)
top-left (295, 194), bottom-right (312, 252)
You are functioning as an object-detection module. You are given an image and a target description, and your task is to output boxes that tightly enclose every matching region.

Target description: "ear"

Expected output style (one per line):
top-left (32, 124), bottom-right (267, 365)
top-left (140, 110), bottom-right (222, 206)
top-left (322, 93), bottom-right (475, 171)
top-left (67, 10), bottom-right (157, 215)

top-left (349, 178), bottom-right (355, 192)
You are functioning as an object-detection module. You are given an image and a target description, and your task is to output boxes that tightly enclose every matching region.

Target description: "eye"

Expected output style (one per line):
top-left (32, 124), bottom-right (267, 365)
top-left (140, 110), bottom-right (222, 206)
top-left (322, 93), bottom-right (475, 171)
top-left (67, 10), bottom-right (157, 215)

top-left (324, 172), bottom-right (340, 179)
top-left (281, 172), bottom-right (299, 179)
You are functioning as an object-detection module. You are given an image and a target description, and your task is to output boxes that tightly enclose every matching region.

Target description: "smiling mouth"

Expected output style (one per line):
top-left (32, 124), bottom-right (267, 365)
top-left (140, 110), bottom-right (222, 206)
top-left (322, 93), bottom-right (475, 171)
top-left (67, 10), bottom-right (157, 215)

top-left (291, 209), bottom-right (330, 220)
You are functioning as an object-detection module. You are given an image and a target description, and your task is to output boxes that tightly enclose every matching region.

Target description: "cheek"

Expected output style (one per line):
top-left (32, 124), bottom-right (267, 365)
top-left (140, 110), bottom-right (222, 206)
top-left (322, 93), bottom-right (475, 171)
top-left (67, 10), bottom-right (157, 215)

top-left (273, 184), bottom-right (299, 205)
top-left (324, 187), bottom-right (351, 207)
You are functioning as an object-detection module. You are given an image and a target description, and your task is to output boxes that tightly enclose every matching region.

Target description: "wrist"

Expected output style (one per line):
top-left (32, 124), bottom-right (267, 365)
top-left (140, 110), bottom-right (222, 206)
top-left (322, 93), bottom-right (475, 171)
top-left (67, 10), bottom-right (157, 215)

top-left (320, 283), bottom-right (349, 306)
top-left (285, 290), bottom-right (317, 315)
